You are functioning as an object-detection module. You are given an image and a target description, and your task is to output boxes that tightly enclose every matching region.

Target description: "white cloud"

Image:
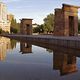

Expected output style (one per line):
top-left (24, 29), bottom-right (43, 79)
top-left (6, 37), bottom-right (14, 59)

top-left (0, 0), bottom-right (21, 3)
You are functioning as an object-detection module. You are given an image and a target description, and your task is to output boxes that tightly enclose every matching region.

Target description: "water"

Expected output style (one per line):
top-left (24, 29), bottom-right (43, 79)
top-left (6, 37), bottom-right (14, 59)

top-left (0, 37), bottom-right (80, 80)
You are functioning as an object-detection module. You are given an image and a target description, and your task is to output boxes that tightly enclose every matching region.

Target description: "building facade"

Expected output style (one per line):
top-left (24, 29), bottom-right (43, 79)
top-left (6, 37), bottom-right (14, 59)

top-left (54, 4), bottom-right (79, 36)
top-left (20, 18), bottom-right (33, 35)
top-left (0, 2), bottom-right (11, 33)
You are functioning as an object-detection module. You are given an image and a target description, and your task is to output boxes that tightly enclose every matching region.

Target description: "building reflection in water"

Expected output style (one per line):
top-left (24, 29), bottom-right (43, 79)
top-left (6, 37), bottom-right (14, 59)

top-left (19, 41), bottom-right (77, 75)
top-left (53, 51), bottom-right (77, 75)
top-left (0, 37), bottom-right (78, 75)
top-left (20, 42), bottom-right (32, 54)
top-left (0, 37), bottom-right (11, 61)
top-left (0, 37), bottom-right (17, 61)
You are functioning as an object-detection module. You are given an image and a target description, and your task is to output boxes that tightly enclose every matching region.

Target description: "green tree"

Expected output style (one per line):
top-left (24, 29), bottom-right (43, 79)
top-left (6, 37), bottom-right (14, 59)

top-left (10, 18), bottom-right (20, 33)
top-left (33, 24), bottom-right (44, 33)
top-left (16, 23), bottom-right (20, 32)
top-left (0, 28), bottom-right (2, 34)
top-left (78, 19), bottom-right (80, 33)
top-left (43, 13), bottom-right (54, 33)
top-left (33, 27), bottom-right (40, 33)
top-left (10, 39), bottom-right (17, 49)
top-left (10, 27), bottom-right (18, 33)
top-left (38, 24), bottom-right (44, 33)
top-left (11, 18), bottom-right (17, 28)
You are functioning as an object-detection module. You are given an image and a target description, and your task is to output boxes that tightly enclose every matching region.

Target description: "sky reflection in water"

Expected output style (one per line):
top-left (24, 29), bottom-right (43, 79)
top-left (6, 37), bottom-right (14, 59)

top-left (0, 37), bottom-right (80, 80)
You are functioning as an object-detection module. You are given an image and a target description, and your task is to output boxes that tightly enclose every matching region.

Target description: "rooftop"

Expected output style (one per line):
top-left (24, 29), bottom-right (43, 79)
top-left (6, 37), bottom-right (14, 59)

top-left (21, 18), bottom-right (33, 20)
top-left (63, 4), bottom-right (80, 8)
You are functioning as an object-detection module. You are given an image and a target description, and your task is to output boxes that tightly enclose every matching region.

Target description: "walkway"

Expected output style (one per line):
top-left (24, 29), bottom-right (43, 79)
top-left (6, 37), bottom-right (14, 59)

top-left (1, 34), bottom-right (80, 50)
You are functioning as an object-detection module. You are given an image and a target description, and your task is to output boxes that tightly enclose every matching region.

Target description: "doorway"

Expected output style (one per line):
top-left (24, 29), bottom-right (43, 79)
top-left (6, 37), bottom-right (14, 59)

top-left (26, 24), bottom-right (30, 35)
top-left (69, 16), bottom-right (74, 36)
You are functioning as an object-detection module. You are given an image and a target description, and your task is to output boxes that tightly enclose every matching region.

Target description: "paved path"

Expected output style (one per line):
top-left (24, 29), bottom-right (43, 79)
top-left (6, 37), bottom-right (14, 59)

top-left (1, 34), bottom-right (80, 49)
top-left (4, 34), bottom-right (80, 40)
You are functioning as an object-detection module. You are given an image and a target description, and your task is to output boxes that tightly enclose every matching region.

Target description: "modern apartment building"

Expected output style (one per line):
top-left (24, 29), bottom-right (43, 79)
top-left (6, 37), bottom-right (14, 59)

top-left (0, 2), bottom-right (11, 33)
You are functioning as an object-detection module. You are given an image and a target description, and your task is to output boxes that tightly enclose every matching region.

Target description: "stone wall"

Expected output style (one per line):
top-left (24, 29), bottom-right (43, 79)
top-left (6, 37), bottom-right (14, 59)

top-left (20, 19), bottom-right (32, 35)
top-left (54, 4), bottom-right (79, 36)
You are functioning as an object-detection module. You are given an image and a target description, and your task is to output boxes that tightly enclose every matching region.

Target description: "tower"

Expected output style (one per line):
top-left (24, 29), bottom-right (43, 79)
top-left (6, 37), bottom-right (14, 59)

top-left (20, 18), bottom-right (33, 35)
top-left (54, 4), bottom-right (80, 36)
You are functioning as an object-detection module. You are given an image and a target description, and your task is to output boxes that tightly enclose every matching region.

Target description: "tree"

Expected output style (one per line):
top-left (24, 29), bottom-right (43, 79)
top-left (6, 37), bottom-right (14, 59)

top-left (33, 24), bottom-right (44, 33)
top-left (43, 13), bottom-right (54, 33)
top-left (78, 19), bottom-right (80, 33)
top-left (33, 27), bottom-right (40, 33)
top-left (10, 18), bottom-right (20, 33)
top-left (38, 24), bottom-right (44, 33)
top-left (11, 18), bottom-right (17, 28)
top-left (10, 27), bottom-right (18, 33)
top-left (0, 28), bottom-right (2, 34)
top-left (16, 23), bottom-right (20, 32)
top-left (10, 39), bottom-right (17, 49)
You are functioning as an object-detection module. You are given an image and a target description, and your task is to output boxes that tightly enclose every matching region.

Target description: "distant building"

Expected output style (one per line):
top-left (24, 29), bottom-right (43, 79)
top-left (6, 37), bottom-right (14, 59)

top-left (54, 4), bottom-right (79, 36)
top-left (32, 23), bottom-right (38, 28)
top-left (20, 18), bottom-right (33, 35)
top-left (0, 2), bottom-right (11, 33)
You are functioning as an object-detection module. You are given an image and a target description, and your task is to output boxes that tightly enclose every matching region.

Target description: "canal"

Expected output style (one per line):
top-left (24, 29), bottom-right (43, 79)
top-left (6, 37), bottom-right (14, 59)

top-left (0, 37), bottom-right (80, 80)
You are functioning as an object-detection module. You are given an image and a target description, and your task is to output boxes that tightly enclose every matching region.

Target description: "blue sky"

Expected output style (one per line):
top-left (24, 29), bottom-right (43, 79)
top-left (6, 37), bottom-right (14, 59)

top-left (1, 0), bottom-right (80, 24)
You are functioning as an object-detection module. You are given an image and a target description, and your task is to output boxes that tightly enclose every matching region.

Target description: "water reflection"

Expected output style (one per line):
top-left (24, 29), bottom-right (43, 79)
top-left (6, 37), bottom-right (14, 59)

top-left (20, 42), bottom-right (32, 54)
top-left (24, 40), bottom-right (78, 75)
top-left (46, 48), bottom-right (77, 75)
top-left (0, 37), bottom-right (79, 79)
top-left (10, 39), bottom-right (17, 49)
top-left (0, 37), bottom-right (17, 61)
top-left (0, 37), bottom-right (11, 61)
top-left (53, 52), bottom-right (77, 75)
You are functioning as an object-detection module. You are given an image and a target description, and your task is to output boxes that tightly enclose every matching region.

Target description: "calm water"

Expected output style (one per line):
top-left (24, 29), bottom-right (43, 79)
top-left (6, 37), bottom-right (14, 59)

top-left (0, 37), bottom-right (80, 80)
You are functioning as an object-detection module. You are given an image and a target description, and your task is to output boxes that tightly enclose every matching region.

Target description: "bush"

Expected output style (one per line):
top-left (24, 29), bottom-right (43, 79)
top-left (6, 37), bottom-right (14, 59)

top-left (0, 28), bottom-right (2, 34)
top-left (10, 27), bottom-right (18, 34)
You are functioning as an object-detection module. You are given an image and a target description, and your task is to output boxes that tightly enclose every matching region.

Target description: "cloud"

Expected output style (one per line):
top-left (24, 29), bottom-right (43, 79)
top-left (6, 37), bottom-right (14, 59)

top-left (1, 0), bottom-right (21, 3)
